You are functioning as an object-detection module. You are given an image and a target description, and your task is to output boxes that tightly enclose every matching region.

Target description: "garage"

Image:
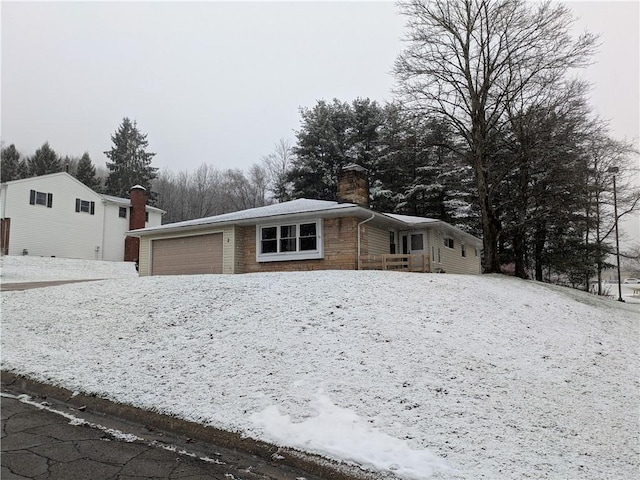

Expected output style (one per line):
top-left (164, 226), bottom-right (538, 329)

top-left (151, 233), bottom-right (223, 275)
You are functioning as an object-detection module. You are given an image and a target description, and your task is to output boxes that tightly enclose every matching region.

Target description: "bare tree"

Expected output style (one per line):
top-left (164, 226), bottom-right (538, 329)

top-left (395, 0), bottom-right (597, 272)
top-left (262, 138), bottom-right (294, 201)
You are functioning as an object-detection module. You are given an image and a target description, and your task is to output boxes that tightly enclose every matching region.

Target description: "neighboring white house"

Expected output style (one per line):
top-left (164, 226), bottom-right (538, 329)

top-left (0, 172), bottom-right (164, 261)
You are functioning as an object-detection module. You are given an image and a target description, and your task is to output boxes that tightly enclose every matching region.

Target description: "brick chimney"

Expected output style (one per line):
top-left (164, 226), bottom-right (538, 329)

top-left (337, 164), bottom-right (369, 208)
top-left (124, 185), bottom-right (147, 262)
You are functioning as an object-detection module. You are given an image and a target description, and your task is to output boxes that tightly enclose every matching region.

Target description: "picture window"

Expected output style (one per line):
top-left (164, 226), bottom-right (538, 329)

top-left (257, 220), bottom-right (322, 262)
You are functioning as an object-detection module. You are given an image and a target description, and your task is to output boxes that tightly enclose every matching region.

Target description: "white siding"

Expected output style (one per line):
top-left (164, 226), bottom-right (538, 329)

top-left (0, 173), bottom-right (164, 261)
top-left (101, 203), bottom-right (162, 262)
top-left (102, 203), bottom-right (128, 261)
top-left (426, 227), bottom-right (482, 275)
top-left (1, 174), bottom-right (105, 259)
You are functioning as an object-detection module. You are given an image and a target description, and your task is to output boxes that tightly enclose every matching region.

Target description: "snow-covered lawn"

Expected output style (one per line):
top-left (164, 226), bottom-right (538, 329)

top-left (1, 258), bottom-right (638, 479)
top-left (0, 255), bottom-right (137, 283)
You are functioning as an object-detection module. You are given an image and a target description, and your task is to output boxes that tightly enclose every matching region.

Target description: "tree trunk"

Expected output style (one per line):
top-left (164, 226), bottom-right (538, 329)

top-left (534, 222), bottom-right (547, 281)
top-left (475, 165), bottom-right (502, 273)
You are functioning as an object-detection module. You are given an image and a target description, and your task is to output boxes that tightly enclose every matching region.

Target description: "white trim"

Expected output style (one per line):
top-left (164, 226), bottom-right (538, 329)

top-left (256, 219), bottom-right (323, 262)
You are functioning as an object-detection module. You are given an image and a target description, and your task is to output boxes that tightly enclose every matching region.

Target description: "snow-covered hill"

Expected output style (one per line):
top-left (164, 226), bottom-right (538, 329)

top-left (1, 265), bottom-right (638, 479)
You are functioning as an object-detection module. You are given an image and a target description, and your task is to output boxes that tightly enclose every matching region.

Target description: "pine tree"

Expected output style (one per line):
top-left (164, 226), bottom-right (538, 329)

top-left (28, 142), bottom-right (62, 177)
top-left (1, 144), bottom-right (23, 181)
top-left (104, 117), bottom-right (158, 198)
top-left (75, 152), bottom-right (102, 192)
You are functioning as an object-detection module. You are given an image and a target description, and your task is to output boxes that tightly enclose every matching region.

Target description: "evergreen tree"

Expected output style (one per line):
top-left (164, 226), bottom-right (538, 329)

top-left (288, 99), bottom-right (354, 200)
top-left (288, 98), bottom-right (385, 201)
top-left (104, 117), bottom-right (158, 198)
top-left (75, 152), bottom-right (102, 192)
top-left (28, 142), bottom-right (62, 177)
top-left (1, 144), bottom-right (23, 181)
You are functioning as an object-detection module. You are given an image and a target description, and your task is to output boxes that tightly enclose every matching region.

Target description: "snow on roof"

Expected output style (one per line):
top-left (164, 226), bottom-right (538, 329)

top-left (100, 194), bottom-right (165, 213)
top-left (133, 198), bottom-right (360, 234)
top-left (130, 198), bottom-right (481, 243)
top-left (384, 213), bottom-right (440, 224)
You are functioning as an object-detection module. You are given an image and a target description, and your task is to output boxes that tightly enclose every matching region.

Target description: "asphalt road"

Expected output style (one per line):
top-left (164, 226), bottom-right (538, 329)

top-left (0, 280), bottom-right (101, 292)
top-left (1, 392), bottom-right (324, 480)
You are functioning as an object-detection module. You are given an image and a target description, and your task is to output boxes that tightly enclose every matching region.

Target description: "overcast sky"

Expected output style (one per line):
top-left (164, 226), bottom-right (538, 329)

top-left (2, 0), bottom-right (638, 170)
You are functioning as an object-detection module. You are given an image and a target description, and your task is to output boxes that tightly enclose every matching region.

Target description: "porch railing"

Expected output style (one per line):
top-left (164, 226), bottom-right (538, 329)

top-left (359, 254), bottom-right (430, 272)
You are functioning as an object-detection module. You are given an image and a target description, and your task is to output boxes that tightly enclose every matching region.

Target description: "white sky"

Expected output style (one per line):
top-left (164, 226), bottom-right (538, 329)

top-left (1, 1), bottom-right (637, 171)
top-left (1, 0), bottom-right (638, 241)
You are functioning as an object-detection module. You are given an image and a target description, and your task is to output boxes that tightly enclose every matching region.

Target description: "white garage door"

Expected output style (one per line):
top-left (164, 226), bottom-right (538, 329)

top-left (151, 233), bottom-right (223, 275)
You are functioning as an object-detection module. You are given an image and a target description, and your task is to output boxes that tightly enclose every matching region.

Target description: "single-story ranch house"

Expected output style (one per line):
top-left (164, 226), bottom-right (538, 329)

top-left (130, 165), bottom-right (483, 276)
top-left (0, 172), bottom-right (164, 261)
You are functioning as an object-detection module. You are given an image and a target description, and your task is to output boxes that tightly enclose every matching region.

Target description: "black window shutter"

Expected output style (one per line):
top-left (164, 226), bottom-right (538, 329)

top-left (75, 199), bottom-right (81, 212)
top-left (90, 201), bottom-right (95, 215)
top-left (47, 193), bottom-right (53, 208)
top-left (29, 190), bottom-right (36, 205)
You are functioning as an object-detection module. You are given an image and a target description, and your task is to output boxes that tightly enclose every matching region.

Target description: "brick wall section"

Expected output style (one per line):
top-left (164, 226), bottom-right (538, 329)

top-left (242, 217), bottom-right (360, 273)
top-left (234, 225), bottom-right (246, 274)
top-left (124, 187), bottom-right (147, 262)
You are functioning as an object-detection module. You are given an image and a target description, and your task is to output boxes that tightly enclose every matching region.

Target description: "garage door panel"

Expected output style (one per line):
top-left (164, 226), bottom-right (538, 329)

top-left (152, 233), bottom-right (223, 275)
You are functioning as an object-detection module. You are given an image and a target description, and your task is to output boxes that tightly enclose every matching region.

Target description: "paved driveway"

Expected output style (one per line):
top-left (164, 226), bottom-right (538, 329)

top-left (1, 392), bottom-right (324, 480)
top-left (0, 279), bottom-right (103, 292)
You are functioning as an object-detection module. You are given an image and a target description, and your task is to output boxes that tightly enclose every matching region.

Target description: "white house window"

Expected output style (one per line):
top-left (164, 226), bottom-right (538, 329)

top-left (119, 207), bottom-right (127, 218)
top-left (461, 243), bottom-right (467, 257)
top-left (29, 190), bottom-right (52, 208)
top-left (444, 237), bottom-right (454, 249)
top-left (257, 220), bottom-right (323, 262)
top-left (75, 198), bottom-right (95, 215)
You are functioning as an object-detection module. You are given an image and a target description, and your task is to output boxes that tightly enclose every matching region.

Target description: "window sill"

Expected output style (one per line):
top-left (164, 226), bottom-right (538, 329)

top-left (257, 251), bottom-right (323, 263)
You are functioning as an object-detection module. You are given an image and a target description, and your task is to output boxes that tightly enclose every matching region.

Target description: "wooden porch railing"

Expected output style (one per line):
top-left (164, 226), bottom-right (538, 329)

top-left (359, 254), bottom-right (430, 272)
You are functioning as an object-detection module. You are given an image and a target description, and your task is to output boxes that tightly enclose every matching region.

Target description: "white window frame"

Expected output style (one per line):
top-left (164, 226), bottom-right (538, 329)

top-left (256, 219), bottom-right (323, 262)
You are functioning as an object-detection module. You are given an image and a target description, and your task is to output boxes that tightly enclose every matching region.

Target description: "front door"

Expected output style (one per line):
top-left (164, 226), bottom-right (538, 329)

top-left (401, 232), bottom-right (425, 255)
top-left (409, 233), bottom-right (425, 256)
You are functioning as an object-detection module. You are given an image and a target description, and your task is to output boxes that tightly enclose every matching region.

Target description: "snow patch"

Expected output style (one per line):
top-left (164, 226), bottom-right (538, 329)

top-left (251, 393), bottom-right (452, 479)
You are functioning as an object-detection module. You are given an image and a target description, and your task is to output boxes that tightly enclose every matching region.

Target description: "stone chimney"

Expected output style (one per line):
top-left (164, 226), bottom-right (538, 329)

top-left (124, 185), bottom-right (147, 262)
top-left (337, 164), bottom-right (369, 208)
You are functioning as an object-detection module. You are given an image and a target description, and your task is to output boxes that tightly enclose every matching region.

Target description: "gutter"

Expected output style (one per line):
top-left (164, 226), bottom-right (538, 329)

top-left (357, 214), bottom-right (376, 270)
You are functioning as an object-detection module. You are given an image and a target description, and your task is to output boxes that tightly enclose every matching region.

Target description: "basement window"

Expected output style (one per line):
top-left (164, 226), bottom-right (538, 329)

top-left (257, 220), bottom-right (323, 262)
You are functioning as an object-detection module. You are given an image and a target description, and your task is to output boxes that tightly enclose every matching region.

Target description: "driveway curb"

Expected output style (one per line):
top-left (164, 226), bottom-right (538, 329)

top-left (1, 371), bottom-right (372, 480)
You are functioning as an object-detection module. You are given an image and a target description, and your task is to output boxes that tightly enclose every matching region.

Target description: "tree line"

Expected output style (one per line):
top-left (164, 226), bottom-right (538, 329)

top-left (2, 0), bottom-right (638, 288)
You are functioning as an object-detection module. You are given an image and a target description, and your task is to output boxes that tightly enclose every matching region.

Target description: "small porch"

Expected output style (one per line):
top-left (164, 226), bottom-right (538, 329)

top-left (358, 253), bottom-right (431, 272)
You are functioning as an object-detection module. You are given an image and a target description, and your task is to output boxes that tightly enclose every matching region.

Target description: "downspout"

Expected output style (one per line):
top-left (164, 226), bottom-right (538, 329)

top-left (357, 214), bottom-right (375, 270)
top-left (100, 200), bottom-right (107, 260)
